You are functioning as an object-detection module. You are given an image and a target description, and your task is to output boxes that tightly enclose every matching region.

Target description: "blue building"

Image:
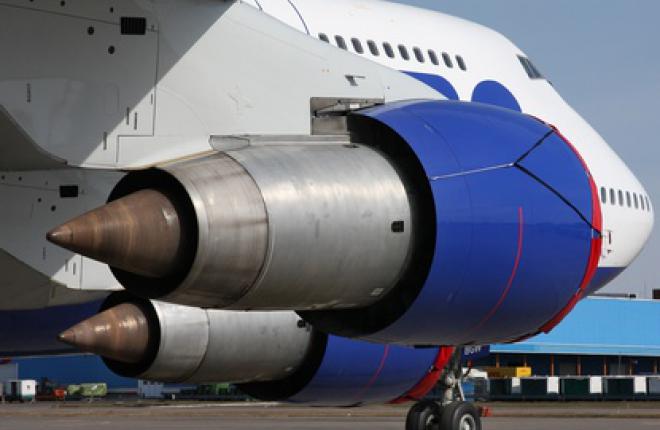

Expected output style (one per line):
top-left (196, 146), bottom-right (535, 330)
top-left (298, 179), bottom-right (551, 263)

top-left (8, 298), bottom-right (660, 389)
top-left (481, 297), bottom-right (660, 376)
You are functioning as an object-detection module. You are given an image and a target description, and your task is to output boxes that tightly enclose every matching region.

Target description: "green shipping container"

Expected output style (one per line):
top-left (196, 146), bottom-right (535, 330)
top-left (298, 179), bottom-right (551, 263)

top-left (561, 378), bottom-right (590, 397)
top-left (489, 379), bottom-right (511, 397)
top-left (605, 378), bottom-right (634, 398)
top-left (521, 379), bottom-right (547, 397)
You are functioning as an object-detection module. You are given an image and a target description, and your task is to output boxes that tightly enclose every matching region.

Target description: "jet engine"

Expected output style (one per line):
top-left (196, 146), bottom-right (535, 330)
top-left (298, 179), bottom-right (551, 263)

top-left (60, 293), bottom-right (450, 406)
top-left (50, 100), bottom-right (602, 345)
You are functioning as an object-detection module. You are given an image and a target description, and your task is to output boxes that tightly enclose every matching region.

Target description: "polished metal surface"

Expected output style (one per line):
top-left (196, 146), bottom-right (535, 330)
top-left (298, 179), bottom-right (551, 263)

top-left (138, 302), bottom-right (312, 383)
top-left (64, 298), bottom-right (313, 384)
top-left (58, 303), bottom-right (150, 364)
top-left (50, 142), bottom-right (413, 311)
top-left (162, 153), bottom-right (269, 308)
top-left (226, 144), bottom-right (412, 310)
top-left (47, 189), bottom-right (184, 279)
top-left (140, 300), bottom-right (210, 382)
top-left (190, 310), bottom-right (312, 383)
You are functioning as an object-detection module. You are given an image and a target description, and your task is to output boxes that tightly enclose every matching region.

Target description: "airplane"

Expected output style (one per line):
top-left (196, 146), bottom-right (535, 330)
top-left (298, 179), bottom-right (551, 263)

top-left (0, 0), bottom-right (653, 429)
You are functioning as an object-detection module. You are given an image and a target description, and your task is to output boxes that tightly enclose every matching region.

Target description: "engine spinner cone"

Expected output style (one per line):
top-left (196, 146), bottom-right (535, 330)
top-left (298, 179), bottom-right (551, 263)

top-left (58, 303), bottom-right (151, 364)
top-left (47, 189), bottom-right (186, 279)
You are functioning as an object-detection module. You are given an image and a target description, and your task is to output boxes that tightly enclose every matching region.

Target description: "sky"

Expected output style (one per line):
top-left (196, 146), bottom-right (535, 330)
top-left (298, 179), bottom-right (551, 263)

top-left (394, 0), bottom-right (660, 298)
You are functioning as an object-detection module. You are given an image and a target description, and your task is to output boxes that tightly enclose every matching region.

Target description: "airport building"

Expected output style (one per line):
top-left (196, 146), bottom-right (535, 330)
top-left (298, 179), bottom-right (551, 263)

top-left (475, 297), bottom-right (660, 377)
top-left (5, 297), bottom-right (660, 394)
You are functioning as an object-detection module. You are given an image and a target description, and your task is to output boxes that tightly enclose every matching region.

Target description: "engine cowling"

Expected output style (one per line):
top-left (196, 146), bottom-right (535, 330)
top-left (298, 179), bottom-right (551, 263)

top-left (59, 294), bottom-right (449, 406)
top-left (50, 142), bottom-right (413, 311)
top-left (304, 100), bottom-right (602, 345)
top-left (49, 100), bottom-right (601, 345)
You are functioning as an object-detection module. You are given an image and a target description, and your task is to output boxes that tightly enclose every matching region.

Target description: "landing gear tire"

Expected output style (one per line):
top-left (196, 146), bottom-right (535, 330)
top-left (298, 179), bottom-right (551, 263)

top-left (405, 400), bottom-right (442, 430)
top-left (440, 402), bottom-right (481, 430)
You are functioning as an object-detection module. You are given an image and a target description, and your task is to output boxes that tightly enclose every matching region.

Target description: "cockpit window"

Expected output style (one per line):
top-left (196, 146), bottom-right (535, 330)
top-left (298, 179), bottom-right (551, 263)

top-left (518, 55), bottom-right (544, 80)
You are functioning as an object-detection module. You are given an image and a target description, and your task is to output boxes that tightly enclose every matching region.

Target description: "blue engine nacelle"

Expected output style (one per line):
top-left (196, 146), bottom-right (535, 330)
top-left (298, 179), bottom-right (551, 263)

top-left (239, 332), bottom-right (452, 406)
top-left (301, 100), bottom-right (602, 346)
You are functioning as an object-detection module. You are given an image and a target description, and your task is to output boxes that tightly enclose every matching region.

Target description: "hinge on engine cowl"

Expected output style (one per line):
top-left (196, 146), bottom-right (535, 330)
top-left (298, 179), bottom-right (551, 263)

top-left (310, 97), bottom-right (383, 135)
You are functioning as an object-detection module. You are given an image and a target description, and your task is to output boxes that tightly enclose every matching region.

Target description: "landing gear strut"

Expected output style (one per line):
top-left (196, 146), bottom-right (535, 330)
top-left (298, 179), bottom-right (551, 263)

top-left (405, 348), bottom-right (482, 430)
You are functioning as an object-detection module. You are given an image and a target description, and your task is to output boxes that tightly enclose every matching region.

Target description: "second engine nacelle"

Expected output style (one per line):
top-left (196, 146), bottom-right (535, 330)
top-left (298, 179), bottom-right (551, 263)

top-left (60, 294), bottom-right (449, 406)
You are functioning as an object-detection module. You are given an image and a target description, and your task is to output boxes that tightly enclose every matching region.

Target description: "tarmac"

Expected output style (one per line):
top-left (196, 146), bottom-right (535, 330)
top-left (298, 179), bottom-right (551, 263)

top-left (0, 401), bottom-right (659, 429)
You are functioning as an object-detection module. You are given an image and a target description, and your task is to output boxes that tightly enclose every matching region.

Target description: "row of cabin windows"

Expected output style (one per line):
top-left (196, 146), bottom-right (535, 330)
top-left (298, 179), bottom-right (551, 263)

top-left (600, 187), bottom-right (652, 212)
top-left (318, 33), bottom-right (467, 71)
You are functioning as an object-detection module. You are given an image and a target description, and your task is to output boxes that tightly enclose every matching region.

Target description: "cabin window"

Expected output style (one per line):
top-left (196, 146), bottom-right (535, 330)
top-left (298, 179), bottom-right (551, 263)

top-left (335, 35), bottom-right (347, 50)
top-left (618, 190), bottom-right (624, 206)
top-left (647, 196), bottom-right (652, 212)
top-left (626, 191), bottom-right (632, 208)
top-left (634, 193), bottom-right (639, 209)
top-left (319, 33), bottom-right (329, 43)
top-left (428, 50), bottom-right (439, 66)
top-left (609, 188), bottom-right (616, 205)
top-left (413, 47), bottom-right (425, 63)
top-left (442, 52), bottom-right (453, 68)
top-left (383, 42), bottom-right (395, 58)
top-left (367, 40), bottom-right (379, 56)
top-left (600, 187), bottom-right (607, 204)
top-left (351, 38), bottom-right (364, 54)
top-left (456, 55), bottom-right (467, 71)
top-left (398, 45), bottom-right (410, 60)
top-left (641, 196), bottom-right (646, 211)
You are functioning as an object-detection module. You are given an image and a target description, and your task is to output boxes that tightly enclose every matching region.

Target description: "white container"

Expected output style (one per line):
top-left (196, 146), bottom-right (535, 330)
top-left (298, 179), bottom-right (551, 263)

top-left (547, 377), bottom-right (560, 394)
top-left (589, 376), bottom-right (603, 394)
top-left (511, 377), bottom-right (521, 395)
top-left (633, 376), bottom-right (647, 394)
top-left (5, 379), bottom-right (36, 402)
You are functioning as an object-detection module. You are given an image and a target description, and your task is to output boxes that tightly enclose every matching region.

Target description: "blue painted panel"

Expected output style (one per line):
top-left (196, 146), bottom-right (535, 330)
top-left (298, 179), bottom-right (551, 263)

top-left (518, 132), bottom-right (594, 223)
top-left (365, 100), bottom-right (550, 177)
top-left (492, 297), bottom-right (660, 357)
top-left (374, 168), bottom-right (591, 345)
top-left (404, 71), bottom-right (459, 100)
top-left (290, 336), bottom-right (436, 406)
top-left (472, 80), bottom-right (522, 112)
top-left (0, 301), bottom-right (103, 356)
top-left (585, 267), bottom-right (625, 295)
top-left (357, 100), bottom-right (595, 345)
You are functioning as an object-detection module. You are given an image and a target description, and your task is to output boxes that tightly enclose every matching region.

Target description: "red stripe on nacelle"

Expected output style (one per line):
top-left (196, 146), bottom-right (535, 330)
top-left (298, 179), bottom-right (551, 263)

top-left (539, 126), bottom-right (603, 333)
top-left (390, 346), bottom-right (455, 404)
top-left (470, 207), bottom-right (524, 333)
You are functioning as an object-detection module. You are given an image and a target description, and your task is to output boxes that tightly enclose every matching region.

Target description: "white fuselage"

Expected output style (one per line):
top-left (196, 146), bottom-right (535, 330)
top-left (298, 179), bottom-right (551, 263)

top-left (0, 0), bottom-right (652, 307)
top-left (245, 0), bottom-right (654, 272)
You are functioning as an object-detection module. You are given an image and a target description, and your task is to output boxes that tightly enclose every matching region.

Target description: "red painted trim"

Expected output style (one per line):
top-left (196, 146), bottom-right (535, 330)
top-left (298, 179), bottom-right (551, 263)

top-left (539, 126), bottom-right (603, 333)
top-left (471, 207), bottom-right (524, 332)
top-left (390, 346), bottom-right (454, 404)
top-left (354, 345), bottom-right (390, 400)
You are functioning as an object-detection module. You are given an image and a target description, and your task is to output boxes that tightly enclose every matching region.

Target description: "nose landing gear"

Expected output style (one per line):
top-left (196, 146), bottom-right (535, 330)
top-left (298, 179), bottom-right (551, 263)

top-left (405, 348), bottom-right (482, 430)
